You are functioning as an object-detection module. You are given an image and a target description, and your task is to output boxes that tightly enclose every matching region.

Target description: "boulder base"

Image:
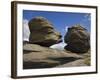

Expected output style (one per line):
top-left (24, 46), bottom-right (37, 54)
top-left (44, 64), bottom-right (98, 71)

top-left (23, 43), bottom-right (90, 69)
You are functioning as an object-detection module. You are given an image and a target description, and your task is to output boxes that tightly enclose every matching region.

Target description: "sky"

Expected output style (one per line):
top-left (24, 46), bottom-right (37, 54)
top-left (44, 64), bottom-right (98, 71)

top-left (23, 10), bottom-right (91, 50)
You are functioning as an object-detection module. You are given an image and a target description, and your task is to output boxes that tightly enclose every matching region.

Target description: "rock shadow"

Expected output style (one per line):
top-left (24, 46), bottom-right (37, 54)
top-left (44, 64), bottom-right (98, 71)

top-left (23, 57), bottom-right (81, 69)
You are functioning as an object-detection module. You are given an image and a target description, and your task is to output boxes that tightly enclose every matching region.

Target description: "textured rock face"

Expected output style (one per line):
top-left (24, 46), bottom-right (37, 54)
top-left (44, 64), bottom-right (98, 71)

top-left (23, 43), bottom-right (90, 69)
top-left (28, 17), bottom-right (62, 47)
top-left (64, 24), bottom-right (90, 53)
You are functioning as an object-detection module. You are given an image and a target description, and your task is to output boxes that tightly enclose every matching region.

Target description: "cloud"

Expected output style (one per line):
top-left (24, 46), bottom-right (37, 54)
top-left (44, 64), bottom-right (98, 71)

top-left (50, 42), bottom-right (66, 50)
top-left (65, 26), bottom-right (69, 32)
top-left (83, 14), bottom-right (91, 22)
top-left (23, 19), bottom-right (30, 41)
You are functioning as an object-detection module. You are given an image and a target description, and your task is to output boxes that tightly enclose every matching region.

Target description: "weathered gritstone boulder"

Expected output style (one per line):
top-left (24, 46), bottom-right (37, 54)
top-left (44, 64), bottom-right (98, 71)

top-left (64, 24), bottom-right (90, 53)
top-left (28, 17), bottom-right (62, 47)
top-left (23, 43), bottom-right (89, 69)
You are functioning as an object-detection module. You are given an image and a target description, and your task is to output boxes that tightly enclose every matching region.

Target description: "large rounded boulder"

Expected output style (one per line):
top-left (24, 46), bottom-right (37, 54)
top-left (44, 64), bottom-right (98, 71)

top-left (28, 17), bottom-right (62, 47)
top-left (64, 24), bottom-right (90, 53)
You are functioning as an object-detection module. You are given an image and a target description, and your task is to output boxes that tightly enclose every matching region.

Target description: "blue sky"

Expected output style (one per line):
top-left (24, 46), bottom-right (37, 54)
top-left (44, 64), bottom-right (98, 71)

top-left (23, 10), bottom-right (91, 39)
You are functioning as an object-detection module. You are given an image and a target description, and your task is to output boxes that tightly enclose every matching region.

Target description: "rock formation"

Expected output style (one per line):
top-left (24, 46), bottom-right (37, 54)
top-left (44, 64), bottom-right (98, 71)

top-left (23, 18), bottom-right (90, 69)
top-left (28, 17), bottom-right (62, 47)
top-left (64, 24), bottom-right (90, 53)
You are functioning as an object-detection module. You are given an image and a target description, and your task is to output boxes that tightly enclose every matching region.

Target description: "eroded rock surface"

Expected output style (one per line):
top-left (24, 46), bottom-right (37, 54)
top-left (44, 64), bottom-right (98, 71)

top-left (23, 43), bottom-right (90, 69)
top-left (28, 17), bottom-right (62, 47)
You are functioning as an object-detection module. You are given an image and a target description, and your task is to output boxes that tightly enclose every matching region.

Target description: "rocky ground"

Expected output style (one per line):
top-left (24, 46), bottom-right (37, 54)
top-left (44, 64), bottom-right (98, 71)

top-left (23, 43), bottom-right (90, 69)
